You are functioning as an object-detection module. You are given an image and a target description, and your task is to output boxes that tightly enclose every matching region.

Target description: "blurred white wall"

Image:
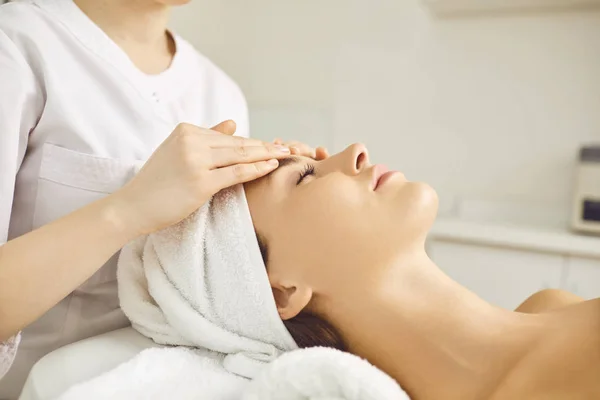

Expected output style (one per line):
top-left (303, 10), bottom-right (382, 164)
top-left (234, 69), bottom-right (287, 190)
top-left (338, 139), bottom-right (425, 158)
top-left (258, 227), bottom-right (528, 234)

top-left (171, 0), bottom-right (600, 214)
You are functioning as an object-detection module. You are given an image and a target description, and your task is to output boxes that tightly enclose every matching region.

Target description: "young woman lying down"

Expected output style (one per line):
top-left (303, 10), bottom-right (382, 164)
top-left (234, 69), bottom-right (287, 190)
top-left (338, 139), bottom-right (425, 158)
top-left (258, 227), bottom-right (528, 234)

top-left (119, 143), bottom-right (599, 400)
top-left (242, 143), bottom-right (600, 399)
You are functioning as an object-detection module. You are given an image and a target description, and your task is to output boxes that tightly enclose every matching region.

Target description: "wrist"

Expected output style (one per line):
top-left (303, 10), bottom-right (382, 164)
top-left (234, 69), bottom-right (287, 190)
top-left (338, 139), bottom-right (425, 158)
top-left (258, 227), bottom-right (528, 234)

top-left (98, 191), bottom-right (146, 242)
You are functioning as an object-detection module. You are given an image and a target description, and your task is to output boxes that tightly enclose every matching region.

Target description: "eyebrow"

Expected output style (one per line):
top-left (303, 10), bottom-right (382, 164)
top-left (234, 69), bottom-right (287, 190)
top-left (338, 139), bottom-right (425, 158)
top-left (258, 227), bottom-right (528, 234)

top-left (266, 156), bottom-right (302, 181)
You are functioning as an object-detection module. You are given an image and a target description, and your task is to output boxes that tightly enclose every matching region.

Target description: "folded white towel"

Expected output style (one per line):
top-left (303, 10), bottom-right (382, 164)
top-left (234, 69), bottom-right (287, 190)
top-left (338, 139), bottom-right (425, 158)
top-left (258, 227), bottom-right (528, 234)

top-left (56, 346), bottom-right (410, 400)
top-left (244, 347), bottom-right (410, 400)
top-left (56, 347), bottom-right (248, 400)
top-left (117, 185), bottom-right (297, 379)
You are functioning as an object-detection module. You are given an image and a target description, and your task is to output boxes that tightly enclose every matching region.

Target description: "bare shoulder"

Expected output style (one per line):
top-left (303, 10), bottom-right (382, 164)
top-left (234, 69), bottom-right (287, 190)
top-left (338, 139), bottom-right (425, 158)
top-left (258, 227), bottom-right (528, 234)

top-left (495, 298), bottom-right (600, 399)
top-left (515, 289), bottom-right (585, 314)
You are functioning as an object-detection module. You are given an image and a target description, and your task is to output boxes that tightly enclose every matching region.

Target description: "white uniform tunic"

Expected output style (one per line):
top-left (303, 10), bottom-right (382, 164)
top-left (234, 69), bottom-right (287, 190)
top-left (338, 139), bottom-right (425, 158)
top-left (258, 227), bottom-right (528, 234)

top-left (0, 0), bottom-right (249, 397)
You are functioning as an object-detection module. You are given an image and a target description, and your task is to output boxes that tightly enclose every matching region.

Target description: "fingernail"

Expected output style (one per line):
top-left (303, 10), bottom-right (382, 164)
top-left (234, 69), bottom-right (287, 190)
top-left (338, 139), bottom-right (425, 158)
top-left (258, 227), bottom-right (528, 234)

top-left (268, 159), bottom-right (279, 166)
top-left (290, 146), bottom-right (300, 154)
top-left (275, 145), bottom-right (290, 153)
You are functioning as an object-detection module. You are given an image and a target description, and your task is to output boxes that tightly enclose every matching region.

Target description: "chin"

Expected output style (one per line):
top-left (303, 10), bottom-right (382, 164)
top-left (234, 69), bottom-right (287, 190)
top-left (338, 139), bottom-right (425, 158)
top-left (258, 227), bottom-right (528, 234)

top-left (416, 182), bottom-right (438, 211)
top-left (419, 182), bottom-right (439, 227)
top-left (394, 181), bottom-right (439, 234)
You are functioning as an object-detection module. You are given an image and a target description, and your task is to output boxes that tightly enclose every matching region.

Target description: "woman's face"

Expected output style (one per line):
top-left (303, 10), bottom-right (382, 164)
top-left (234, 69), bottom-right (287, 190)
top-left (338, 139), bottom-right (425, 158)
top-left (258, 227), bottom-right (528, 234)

top-left (244, 144), bottom-right (438, 318)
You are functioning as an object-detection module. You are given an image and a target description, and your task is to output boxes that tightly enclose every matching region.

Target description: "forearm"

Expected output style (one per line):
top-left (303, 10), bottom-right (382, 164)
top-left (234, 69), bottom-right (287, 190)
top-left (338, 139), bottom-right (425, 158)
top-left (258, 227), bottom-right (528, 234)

top-left (0, 194), bottom-right (139, 341)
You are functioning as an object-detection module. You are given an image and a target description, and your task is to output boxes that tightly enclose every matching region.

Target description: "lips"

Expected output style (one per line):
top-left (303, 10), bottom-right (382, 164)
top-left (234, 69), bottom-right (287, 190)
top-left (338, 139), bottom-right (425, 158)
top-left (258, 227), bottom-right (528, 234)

top-left (372, 164), bottom-right (389, 190)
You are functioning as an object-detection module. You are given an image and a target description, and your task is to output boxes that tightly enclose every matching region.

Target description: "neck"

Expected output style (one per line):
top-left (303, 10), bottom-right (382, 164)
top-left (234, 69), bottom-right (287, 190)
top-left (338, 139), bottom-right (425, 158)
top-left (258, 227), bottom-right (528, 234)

top-left (74, 0), bottom-right (175, 74)
top-left (74, 0), bottom-right (171, 45)
top-left (321, 253), bottom-right (545, 400)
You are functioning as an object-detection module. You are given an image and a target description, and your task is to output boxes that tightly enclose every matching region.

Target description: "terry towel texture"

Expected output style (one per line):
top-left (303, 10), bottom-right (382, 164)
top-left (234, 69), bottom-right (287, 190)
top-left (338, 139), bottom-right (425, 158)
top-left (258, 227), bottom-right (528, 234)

top-left (244, 347), bottom-right (410, 399)
top-left (56, 346), bottom-right (410, 400)
top-left (117, 184), bottom-right (298, 379)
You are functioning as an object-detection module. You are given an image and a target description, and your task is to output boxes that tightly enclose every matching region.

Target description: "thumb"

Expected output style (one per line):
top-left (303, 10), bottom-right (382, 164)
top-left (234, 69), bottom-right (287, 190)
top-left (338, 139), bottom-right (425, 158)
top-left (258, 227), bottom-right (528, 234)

top-left (211, 120), bottom-right (237, 136)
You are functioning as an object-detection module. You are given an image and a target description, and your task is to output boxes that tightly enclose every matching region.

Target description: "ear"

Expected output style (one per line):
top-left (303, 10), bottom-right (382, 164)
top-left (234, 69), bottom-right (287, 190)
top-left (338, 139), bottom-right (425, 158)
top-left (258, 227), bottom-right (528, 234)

top-left (271, 281), bottom-right (313, 321)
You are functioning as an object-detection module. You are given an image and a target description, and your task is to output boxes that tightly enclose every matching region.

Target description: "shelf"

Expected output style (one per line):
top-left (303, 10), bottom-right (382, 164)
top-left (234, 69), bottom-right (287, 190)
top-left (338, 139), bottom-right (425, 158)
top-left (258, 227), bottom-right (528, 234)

top-left (430, 217), bottom-right (600, 259)
top-left (423, 0), bottom-right (600, 12)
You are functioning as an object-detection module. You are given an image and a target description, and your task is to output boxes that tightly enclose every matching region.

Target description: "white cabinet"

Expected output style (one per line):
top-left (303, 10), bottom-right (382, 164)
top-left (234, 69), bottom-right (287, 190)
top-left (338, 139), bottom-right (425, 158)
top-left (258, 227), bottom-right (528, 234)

top-left (428, 215), bottom-right (600, 309)
top-left (563, 257), bottom-right (600, 300)
top-left (428, 241), bottom-right (564, 310)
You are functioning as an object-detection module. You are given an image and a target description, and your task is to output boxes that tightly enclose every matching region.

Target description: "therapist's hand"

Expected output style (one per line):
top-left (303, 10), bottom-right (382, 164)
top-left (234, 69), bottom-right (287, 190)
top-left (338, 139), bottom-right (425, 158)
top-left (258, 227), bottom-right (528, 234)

top-left (114, 121), bottom-right (290, 236)
top-left (273, 138), bottom-right (329, 161)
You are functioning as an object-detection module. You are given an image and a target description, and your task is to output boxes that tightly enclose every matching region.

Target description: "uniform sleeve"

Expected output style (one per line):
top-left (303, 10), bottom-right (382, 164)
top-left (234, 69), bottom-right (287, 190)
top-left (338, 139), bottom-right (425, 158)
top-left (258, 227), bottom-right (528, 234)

top-left (0, 28), bottom-right (43, 379)
top-left (230, 83), bottom-right (250, 139)
top-left (0, 28), bottom-right (43, 245)
top-left (236, 92), bottom-right (250, 139)
top-left (0, 333), bottom-right (20, 379)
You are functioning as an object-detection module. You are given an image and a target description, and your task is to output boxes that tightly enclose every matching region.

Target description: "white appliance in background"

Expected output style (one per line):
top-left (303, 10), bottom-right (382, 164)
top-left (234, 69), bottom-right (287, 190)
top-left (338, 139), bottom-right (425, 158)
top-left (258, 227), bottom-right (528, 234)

top-left (572, 145), bottom-right (600, 235)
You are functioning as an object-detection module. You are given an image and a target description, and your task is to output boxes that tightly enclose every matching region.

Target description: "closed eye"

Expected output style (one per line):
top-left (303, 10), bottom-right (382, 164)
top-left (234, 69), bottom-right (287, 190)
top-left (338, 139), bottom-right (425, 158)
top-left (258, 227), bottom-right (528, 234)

top-left (296, 164), bottom-right (316, 185)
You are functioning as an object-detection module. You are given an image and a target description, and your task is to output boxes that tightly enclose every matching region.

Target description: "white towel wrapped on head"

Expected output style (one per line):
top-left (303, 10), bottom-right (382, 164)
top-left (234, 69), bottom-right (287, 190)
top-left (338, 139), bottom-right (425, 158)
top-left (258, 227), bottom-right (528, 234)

top-left (117, 184), bottom-right (298, 379)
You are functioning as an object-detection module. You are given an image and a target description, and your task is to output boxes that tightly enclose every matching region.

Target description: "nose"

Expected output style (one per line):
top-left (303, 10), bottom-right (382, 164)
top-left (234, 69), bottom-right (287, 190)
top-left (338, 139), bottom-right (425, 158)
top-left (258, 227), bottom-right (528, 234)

top-left (319, 143), bottom-right (369, 177)
top-left (342, 143), bottom-right (369, 175)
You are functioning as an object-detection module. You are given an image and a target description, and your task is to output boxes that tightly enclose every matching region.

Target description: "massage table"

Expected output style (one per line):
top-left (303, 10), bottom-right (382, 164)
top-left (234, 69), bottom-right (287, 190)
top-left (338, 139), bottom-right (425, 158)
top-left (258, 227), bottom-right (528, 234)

top-left (19, 328), bottom-right (158, 400)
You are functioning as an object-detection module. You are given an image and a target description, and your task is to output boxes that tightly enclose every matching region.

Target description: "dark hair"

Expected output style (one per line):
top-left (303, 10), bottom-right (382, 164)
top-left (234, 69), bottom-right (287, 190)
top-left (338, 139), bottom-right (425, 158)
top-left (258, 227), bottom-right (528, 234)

top-left (255, 231), bottom-right (346, 351)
